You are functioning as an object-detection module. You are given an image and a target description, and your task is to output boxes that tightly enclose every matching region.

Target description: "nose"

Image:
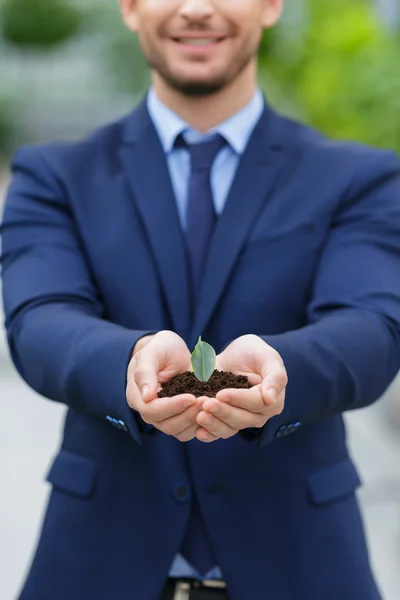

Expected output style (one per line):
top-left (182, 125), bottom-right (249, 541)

top-left (178, 0), bottom-right (214, 20)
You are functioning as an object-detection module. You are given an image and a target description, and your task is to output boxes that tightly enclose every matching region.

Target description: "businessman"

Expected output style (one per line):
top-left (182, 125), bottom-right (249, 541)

top-left (2, 1), bottom-right (400, 599)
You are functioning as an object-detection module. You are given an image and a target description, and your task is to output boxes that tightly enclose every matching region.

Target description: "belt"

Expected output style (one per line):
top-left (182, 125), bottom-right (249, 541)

top-left (161, 578), bottom-right (228, 600)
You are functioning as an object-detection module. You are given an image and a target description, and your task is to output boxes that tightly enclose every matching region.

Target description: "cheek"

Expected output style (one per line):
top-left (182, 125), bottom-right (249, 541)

top-left (135, 17), bottom-right (164, 56)
top-left (217, 2), bottom-right (265, 40)
top-left (136, 0), bottom-right (178, 27)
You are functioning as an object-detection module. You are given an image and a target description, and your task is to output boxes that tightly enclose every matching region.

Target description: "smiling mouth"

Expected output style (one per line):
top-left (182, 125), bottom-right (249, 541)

top-left (172, 37), bottom-right (225, 45)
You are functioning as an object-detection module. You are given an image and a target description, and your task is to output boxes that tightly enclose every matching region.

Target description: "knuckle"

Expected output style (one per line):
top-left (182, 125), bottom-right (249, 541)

top-left (268, 347), bottom-right (280, 361)
top-left (276, 372), bottom-right (288, 388)
top-left (134, 364), bottom-right (148, 380)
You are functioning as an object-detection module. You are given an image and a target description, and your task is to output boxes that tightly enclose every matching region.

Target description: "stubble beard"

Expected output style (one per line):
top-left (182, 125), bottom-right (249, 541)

top-left (142, 34), bottom-right (258, 98)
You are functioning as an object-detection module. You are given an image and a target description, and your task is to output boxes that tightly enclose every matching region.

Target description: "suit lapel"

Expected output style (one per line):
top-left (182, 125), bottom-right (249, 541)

top-left (119, 100), bottom-right (191, 339)
top-left (189, 107), bottom-right (292, 349)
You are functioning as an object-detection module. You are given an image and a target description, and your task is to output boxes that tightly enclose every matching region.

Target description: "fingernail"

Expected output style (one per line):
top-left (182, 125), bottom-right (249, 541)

top-left (141, 385), bottom-right (149, 399)
top-left (267, 388), bottom-right (277, 404)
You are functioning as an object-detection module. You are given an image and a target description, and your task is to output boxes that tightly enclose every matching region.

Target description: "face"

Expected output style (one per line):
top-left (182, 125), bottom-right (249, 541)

top-left (120, 0), bottom-right (283, 96)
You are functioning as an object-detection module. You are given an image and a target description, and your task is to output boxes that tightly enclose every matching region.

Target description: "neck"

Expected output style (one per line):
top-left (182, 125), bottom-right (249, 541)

top-left (152, 62), bottom-right (257, 133)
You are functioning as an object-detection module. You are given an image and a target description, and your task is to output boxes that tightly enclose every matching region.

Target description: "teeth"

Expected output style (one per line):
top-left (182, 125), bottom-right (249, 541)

top-left (180, 38), bottom-right (216, 45)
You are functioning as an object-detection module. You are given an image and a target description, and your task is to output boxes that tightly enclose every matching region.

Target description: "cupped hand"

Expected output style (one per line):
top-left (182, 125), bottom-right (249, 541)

top-left (195, 334), bottom-right (287, 442)
top-left (126, 330), bottom-right (203, 442)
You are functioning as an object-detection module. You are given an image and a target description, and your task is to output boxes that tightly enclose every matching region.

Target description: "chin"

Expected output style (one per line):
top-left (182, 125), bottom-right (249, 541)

top-left (166, 73), bottom-right (229, 97)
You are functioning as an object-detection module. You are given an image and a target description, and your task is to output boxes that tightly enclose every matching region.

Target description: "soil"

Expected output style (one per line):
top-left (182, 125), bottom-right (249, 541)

top-left (157, 369), bottom-right (252, 398)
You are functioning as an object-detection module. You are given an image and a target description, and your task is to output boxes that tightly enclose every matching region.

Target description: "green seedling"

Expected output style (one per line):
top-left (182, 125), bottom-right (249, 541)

top-left (191, 336), bottom-right (216, 382)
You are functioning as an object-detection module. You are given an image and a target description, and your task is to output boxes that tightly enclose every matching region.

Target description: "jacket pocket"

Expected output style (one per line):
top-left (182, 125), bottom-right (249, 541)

top-left (307, 457), bottom-right (362, 506)
top-left (46, 449), bottom-right (97, 499)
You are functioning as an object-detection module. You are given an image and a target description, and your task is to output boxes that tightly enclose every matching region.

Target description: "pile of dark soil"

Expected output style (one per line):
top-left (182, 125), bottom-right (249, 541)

top-left (157, 370), bottom-right (252, 398)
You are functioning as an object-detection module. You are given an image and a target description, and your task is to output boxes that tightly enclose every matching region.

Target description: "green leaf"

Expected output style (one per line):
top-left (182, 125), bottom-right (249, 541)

top-left (191, 336), bottom-right (216, 382)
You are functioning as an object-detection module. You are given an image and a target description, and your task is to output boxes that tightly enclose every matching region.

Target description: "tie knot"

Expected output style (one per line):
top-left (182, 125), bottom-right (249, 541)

top-left (176, 133), bottom-right (226, 172)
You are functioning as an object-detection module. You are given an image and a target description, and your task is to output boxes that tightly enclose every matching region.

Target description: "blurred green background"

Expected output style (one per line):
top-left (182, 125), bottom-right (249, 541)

top-left (0, 0), bottom-right (399, 164)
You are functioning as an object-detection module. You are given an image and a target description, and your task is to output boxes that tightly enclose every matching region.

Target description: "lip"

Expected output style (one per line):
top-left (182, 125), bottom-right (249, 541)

top-left (170, 36), bottom-right (226, 52)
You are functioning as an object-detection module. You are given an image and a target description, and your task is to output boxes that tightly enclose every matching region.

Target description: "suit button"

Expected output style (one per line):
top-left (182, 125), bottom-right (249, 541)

top-left (173, 483), bottom-right (190, 503)
top-left (276, 425), bottom-right (286, 438)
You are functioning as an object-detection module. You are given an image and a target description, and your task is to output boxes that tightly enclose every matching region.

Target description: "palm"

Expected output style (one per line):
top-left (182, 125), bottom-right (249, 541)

top-left (158, 364), bottom-right (192, 384)
top-left (143, 332), bottom-right (192, 384)
top-left (216, 337), bottom-right (264, 386)
top-left (158, 348), bottom-right (192, 383)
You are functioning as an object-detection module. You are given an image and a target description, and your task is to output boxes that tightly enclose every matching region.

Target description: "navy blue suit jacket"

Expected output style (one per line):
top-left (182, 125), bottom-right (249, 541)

top-left (2, 99), bottom-right (400, 600)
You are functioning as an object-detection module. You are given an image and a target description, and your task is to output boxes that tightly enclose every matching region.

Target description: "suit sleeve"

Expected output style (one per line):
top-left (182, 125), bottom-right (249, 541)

top-left (258, 149), bottom-right (400, 447)
top-left (0, 146), bottom-right (155, 445)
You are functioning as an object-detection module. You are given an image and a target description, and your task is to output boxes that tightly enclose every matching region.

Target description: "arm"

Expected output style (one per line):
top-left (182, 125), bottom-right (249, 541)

top-left (259, 149), bottom-right (400, 444)
top-left (0, 146), bottom-right (155, 444)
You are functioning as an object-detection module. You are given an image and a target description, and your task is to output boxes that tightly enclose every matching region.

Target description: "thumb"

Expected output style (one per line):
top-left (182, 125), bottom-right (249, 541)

top-left (261, 359), bottom-right (287, 406)
top-left (133, 352), bottom-right (160, 402)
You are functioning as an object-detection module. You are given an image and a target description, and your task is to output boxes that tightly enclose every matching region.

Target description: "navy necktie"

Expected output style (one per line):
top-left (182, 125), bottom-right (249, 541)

top-left (175, 134), bottom-right (225, 576)
top-left (178, 134), bottom-right (226, 303)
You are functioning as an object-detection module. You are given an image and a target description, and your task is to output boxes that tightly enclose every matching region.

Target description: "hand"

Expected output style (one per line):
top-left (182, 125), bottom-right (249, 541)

top-left (126, 330), bottom-right (202, 441)
top-left (195, 334), bottom-right (287, 443)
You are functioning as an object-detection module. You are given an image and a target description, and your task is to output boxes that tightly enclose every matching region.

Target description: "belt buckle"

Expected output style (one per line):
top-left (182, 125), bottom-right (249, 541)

top-left (202, 580), bottom-right (227, 589)
top-left (173, 581), bottom-right (191, 600)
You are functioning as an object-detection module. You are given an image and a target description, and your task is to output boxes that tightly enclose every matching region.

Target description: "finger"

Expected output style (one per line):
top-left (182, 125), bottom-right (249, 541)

top-left (216, 384), bottom-right (265, 412)
top-left (261, 361), bottom-right (288, 405)
top-left (140, 394), bottom-right (197, 423)
top-left (175, 422), bottom-right (200, 442)
top-left (132, 349), bottom-right (162, 402)
top-left (195, 427), bottom-right (220, 444)
top-left (271, 388), bottom-right (286, 416)
top-left (196, 411), bottom-right (238, 440)
top-left (151, 403), bottom-right (201, 436)
top-left (126, 376), bottom-right (147, 412)
top-left (202, 399), bottom-right (267, 430)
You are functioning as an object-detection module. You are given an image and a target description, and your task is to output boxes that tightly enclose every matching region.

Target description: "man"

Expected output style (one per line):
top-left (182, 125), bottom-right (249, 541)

top-left (2, 0), bottom-right (400, 598)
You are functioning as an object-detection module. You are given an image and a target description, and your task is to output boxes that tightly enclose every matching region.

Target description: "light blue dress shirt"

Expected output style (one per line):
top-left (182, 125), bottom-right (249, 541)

top-left (146, 87), bottom-right (264, 581)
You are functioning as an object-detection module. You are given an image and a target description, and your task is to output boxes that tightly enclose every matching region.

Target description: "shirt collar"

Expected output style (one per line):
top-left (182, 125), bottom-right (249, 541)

top-left (147, 86), bottom-right (264, 155)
